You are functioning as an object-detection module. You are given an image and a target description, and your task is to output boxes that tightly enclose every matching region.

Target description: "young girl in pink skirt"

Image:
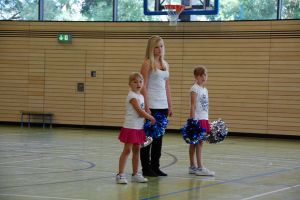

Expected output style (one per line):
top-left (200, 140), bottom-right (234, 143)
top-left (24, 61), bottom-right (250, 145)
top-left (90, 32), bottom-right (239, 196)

top-left (188, 66), bottom-right (215, 176)
top-left (116, 72), bottom-right (156, 184)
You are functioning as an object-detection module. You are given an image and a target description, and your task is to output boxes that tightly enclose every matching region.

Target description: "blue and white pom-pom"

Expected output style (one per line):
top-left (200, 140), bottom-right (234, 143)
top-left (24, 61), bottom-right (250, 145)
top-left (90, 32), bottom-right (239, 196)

top-left (180, 118), bottom-right (206, 144)
top-left (144, 112), bottom-right (168, 139)
top-left (205, 119), bottom-right (228, 144)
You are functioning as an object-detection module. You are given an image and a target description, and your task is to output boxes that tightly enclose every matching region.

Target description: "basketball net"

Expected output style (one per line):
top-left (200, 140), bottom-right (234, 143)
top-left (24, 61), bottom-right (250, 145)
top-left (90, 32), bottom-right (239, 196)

top-left (164, 4), bottom-right (185, 26)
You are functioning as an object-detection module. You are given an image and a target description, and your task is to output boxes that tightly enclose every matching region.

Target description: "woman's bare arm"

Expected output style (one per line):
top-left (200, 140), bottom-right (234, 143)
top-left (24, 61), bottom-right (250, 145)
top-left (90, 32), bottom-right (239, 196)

top-left (165, 79), bottom-right (173, 117)
top-left (140, 60), bottom-right (151, 113)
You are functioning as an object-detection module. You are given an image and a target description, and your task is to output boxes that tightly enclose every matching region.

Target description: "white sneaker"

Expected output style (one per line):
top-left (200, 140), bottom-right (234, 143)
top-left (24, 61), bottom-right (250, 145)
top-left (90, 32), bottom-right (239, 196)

top-left (116, 173), bottom-right (128, 184)
top-left (188, 166), bottom-right (198, 174)
top-left (195, 167), bottom-right (215, 176)
top-left (141, 137), bottom-right (153, 148)
top-left (132, 174), bottom-right (148, 183)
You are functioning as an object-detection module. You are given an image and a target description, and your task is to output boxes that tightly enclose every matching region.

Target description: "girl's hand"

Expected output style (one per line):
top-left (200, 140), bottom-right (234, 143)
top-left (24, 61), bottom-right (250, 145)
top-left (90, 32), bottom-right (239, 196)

top-left (150, 116), bottom-right (156, 125)
top-left (146, 107), bottom-right (151, 114)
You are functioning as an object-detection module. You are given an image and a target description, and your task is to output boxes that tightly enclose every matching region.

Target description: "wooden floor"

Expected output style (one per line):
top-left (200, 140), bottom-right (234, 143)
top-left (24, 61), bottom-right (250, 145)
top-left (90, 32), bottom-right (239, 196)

top-left (0, 125), bottom-right (299, 200)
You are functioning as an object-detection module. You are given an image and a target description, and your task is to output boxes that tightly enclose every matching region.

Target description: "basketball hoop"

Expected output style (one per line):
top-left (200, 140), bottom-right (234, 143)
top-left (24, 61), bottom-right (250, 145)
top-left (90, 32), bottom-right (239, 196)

top-left (164, 4), bottom-right (185, 26)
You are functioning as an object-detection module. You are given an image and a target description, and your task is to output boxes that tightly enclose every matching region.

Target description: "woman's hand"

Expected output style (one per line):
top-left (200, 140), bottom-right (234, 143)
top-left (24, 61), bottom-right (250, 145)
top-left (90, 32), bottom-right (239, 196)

top-left (168, 108), bottom-right (173, 117)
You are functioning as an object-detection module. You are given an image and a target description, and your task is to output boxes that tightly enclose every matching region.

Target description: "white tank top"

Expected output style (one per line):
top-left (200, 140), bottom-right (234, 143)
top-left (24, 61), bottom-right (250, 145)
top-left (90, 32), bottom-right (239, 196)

top-left (147, 69), bottom-right (169, 109)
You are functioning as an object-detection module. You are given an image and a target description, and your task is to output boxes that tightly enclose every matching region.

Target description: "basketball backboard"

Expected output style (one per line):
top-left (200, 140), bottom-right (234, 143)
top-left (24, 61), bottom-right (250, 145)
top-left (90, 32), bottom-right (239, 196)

top-left (144, 0), bottom-right (219, 15)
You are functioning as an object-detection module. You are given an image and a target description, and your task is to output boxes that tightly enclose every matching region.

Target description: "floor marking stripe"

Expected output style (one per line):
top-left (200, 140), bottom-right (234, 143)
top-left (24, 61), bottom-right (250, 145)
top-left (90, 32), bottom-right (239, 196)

top-left (141, 166), bottom-right (300, 200)
top-left (0, 193), bottom-right (88, 200)
top-left (0, 157), bottom-right (52, 165)
top-left (239, 184), bottom-right (300, 200)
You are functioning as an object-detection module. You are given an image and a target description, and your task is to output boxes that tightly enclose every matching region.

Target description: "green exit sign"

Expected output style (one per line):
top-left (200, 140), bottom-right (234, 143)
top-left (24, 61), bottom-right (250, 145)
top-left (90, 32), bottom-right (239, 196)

top-left (57, 33), bottom-right (72, 43)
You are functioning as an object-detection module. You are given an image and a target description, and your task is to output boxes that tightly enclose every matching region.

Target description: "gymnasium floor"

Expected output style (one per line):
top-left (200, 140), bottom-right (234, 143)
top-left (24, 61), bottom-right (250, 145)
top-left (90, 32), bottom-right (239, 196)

top-left (0, 125), bottom-right (299, 200)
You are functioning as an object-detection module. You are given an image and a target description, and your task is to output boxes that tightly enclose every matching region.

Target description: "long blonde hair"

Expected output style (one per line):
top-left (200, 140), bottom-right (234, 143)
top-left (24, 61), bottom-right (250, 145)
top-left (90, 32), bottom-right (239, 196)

top-left (145, 35), bottom-right (169, 71)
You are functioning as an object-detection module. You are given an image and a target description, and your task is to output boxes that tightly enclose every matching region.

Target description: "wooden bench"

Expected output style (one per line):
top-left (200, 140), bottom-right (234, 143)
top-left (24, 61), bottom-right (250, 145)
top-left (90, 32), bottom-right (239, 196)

top-left (20, 111), bottom-right (53, 128)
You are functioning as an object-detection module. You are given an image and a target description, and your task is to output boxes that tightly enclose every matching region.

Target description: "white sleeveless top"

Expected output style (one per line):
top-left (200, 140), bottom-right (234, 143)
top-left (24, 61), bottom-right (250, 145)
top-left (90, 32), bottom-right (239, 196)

top-left (147, 69), bottom-right (169, 109)
top-left (190, 83), bottom-right (209, 120)
top-left (123, 90), bottom-right (145, 129)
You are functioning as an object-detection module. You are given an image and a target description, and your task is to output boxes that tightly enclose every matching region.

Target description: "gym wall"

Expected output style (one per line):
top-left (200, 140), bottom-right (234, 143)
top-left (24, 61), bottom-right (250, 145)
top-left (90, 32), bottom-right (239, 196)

top-left (0, 20), bottom-right (299, 136)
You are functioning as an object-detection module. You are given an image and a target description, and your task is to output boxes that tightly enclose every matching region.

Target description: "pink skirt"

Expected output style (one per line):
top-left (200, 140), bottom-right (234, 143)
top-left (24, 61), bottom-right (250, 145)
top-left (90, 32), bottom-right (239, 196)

top-left (199, 120), bottom-right (211, 134)
top-left (118, 128), bottom-right (146, 144)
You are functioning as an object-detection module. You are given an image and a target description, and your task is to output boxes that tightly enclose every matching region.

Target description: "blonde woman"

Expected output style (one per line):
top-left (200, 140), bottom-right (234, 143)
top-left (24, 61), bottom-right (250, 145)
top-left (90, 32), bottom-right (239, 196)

top-left (140, 36), bottom-right (173, 177)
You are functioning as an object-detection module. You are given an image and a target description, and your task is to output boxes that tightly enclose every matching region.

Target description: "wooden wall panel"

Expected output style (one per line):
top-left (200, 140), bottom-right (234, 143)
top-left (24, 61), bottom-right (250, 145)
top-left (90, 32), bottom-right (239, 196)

top-left (164, 38), bottom-right (184, 127)
top-left (268, 34), bottom-right (300, 135)
top-left (181, 32), bottom-right (270, 133)
top-left (44, 49), bottom-right (85, 125)
top-left (85, 50), bottom-right (104, 125)
top-left (102, 39), bottom-right (145, 126)
top-left (0, 36), bottom-right (29, 122)
top-left (28, 49), bottom-right (44, 114)
top-left (0, 20), bottom-right (299, 136)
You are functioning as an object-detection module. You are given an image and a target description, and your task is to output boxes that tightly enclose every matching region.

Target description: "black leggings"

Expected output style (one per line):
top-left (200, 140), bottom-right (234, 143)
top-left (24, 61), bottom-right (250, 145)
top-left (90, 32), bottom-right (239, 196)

top-left (140, 109), bottom-right (168, 170)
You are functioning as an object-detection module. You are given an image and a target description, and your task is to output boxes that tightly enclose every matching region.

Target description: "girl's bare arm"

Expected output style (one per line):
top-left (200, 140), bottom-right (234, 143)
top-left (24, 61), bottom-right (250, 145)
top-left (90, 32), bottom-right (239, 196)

top-left (190, 91), bottom-right (197, 119)
top-left (130, 98), bottom-right (156, 124)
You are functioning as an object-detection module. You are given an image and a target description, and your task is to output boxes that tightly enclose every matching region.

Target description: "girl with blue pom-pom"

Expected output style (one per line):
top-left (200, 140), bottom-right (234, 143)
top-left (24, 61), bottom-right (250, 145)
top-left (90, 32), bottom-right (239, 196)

top-left (188, 66), bottom-right (215, 176)
top-left (116, 72), bottom-right (156, 184)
